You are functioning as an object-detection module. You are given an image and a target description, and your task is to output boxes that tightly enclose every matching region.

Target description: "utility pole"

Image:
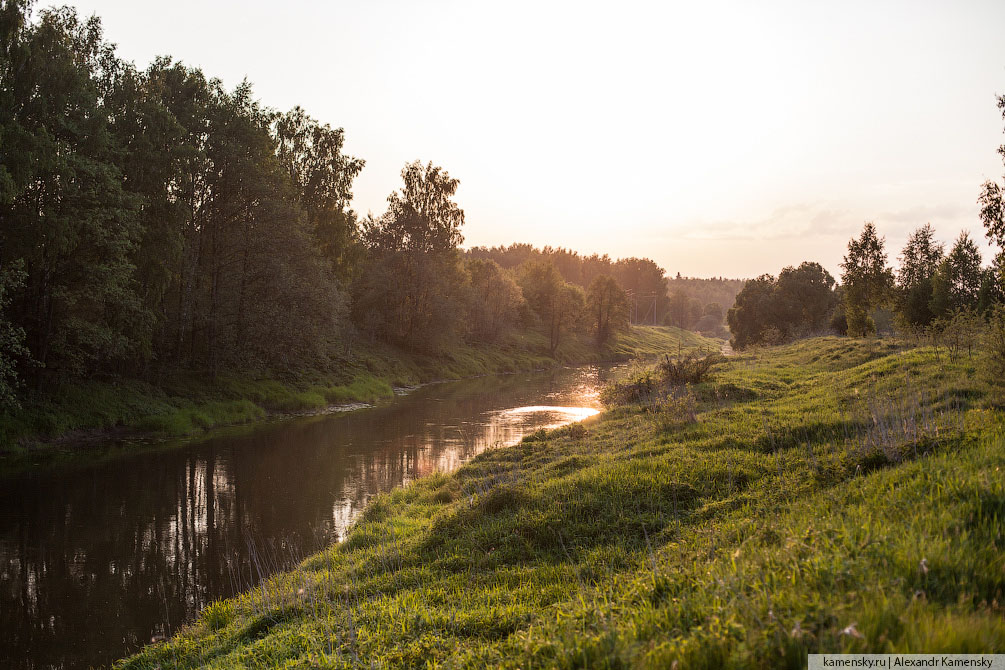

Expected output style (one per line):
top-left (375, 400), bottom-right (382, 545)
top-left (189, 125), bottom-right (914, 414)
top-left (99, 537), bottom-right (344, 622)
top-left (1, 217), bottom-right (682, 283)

top-left (625, 290), bottom-right (660, 326)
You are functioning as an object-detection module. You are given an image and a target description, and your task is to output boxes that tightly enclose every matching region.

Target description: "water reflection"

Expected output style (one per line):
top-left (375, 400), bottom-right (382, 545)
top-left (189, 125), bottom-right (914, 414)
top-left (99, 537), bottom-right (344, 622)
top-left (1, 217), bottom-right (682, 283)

top-left (0, 365), bottom-right (612, 670)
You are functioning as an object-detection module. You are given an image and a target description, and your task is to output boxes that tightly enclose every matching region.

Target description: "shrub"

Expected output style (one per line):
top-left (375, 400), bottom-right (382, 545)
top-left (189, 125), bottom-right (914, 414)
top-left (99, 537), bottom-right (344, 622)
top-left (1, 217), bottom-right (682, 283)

top-left (926, 308), bottom-right (985, 364)
top-left (656, 353), bottom-right (722, 387)
top-left (981, 305), bottom-right (1005, 401)
top-left (601, 353), bottom-right (721, 407)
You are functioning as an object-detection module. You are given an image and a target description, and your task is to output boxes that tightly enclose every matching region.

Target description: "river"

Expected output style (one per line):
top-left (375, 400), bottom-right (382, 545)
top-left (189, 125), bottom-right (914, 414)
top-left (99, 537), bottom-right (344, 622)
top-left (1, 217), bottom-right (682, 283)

top-left (0, 365), bottom-right (613, 669)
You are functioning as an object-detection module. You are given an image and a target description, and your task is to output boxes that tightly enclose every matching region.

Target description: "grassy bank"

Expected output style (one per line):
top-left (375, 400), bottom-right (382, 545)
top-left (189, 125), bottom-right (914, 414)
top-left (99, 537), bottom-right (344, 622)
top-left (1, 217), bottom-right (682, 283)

top-left (118, 336), bottom-right (1004, 668)
top-left (0, 326), bottom-right (717, 452)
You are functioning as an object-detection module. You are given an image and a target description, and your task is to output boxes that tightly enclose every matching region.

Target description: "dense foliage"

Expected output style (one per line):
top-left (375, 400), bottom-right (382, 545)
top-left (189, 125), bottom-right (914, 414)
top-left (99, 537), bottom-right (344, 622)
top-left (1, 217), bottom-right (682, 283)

top-left (727, 263), bottom-right (838, 349)
top-left (0, 4), bottom-right (355, 383)
top-left (467, 244), bottom-right (673, 324)
top-left (0, 4), bottom-right (665, 406)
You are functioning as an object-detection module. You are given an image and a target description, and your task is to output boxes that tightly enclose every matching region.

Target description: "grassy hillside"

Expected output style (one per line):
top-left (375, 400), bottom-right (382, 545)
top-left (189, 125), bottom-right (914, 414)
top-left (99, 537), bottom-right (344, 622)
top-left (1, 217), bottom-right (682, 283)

top-left (0, 326), bottom-right (717, 452)
top-left (117, 336), bottom-right (1004, 668)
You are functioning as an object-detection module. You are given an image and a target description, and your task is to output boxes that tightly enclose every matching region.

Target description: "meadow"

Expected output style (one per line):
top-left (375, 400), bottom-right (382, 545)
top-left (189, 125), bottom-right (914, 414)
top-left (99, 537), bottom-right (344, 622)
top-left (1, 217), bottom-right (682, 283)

top-left (117, 336), bottom-right (1004, 668)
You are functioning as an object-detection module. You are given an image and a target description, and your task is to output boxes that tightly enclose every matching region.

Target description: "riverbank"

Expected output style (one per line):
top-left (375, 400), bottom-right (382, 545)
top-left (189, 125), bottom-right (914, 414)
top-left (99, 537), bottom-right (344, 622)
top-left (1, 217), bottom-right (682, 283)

top-left (118, 336), bottom-right (1005, 668)
top-left (0, 326), bottom-right (718, 456)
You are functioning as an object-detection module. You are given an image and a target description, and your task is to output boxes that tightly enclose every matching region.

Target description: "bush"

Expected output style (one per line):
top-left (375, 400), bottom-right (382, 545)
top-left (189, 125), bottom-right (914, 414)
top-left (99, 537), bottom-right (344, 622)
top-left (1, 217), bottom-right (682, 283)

top-left (981, 305), bottom-right (1005, 401)
top-left (656, 353), bottom-right (722, 387)
top-left (932, 309), bottom-right (984, 362)
top-left (601, 353), bottom-right (721, 407)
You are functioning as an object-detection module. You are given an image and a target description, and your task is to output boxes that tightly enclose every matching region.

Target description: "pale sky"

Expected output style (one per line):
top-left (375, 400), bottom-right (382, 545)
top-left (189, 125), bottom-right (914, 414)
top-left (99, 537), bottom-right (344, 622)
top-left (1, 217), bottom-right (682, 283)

top-left (60, 0), bottom-right (1005, 278)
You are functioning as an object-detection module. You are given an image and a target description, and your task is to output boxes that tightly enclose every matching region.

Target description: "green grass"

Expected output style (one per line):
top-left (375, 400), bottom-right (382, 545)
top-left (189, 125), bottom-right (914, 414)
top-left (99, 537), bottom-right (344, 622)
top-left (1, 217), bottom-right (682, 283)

top-left (133, 400), bottom-right (267, 437)
top-left (1, 325), bottom-right (710, 452)
top-left (349, 326), bottom-right (719, 388)
top-left (116, 336), bottom-right (1004, 669)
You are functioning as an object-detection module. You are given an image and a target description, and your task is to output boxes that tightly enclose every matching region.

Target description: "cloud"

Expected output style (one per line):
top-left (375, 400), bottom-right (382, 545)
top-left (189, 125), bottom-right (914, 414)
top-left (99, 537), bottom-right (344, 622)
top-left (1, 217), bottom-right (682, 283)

top-left (675, 201), bottom-right (979, 243)
top-left (878, 203), bottom-right (966, 223)
top-left (677, 203), bottom-right (855, 241)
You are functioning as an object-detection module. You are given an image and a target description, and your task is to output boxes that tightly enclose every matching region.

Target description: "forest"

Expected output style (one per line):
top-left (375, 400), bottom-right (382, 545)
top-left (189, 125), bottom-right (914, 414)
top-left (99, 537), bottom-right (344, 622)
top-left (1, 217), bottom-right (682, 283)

top-left (726, 217), bottom-right (1005, 352)
top-left (0, 4), bottom-right (704, 410)
top-left (4, 2), bottom-right (1005, 411)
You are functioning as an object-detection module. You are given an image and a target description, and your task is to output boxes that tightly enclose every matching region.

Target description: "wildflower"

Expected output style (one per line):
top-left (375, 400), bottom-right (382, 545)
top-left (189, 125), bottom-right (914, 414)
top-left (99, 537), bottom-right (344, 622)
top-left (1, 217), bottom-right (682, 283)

top-left (840, 623), bottom-right (864, 639)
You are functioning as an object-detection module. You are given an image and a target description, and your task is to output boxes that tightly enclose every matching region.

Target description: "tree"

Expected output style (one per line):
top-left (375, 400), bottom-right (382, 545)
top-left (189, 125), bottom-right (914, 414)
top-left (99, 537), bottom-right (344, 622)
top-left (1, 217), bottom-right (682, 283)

top-left (981, 304), bottom-right (1005, 399)
top-left (702, 302), bottom-right (723, 323)
top-left (840, 222), bottom-right (894, 337)
top-left (726, 263), bottom-right (838, 349)
top-left (363, 160), bottom-right (464, 253)
top-left (353, 161), bottom-right (467, 352)
top-left (666, 291), bottom-right (698, 330)
top-left (611, 257), bottom-right (668, 323)
top-left (586, 274), bottom-right (629, 346)
top-left (895, 224), bottom-right (944, 331)
top-left (979, 93), bottom-right (1005, 250)
top-left (1, 3), bottom-right (364, 381)
top-left (465, 258), bottom-right (524, 342)
top-left (0, 260), bottom-right (29, 407)
top-left (0, 6), bottom-right (149, 378)
top-left (694, 302), bottom-right (725, 337)
top-left (775, 262), bottom-right (838, 334)
top-left (559, 284), bottom-right (587, 349)
top-left (829, 287), bottom-right (849, 335)
top-left (726, 275), bottom-right (777, 349)
top-left (931, 231), bottom-right (982, 318)
top-left (581, 253), bottom-right (615, 287)
top-left (274, 106), bottom-right (364, 282)
top-left (352, 250), bottom-right (466, 352)
top-left (519, 261), bottom-right (584, 355)
top-left (978, 92), bottom-right (1005, 312)
top-left (898, 224), bottom-right (944, 288)
top-left (978, 253), bottom-right (1005, 314)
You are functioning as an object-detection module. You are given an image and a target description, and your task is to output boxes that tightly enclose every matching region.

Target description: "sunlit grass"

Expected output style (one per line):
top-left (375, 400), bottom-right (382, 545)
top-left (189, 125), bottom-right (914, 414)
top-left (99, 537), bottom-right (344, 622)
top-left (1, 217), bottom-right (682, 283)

top-left (117, 336), bottom-right (1004, 668)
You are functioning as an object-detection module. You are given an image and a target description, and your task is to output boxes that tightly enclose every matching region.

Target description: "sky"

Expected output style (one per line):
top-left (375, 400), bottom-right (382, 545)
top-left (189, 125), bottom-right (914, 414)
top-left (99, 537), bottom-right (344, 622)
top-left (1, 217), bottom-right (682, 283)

top-left (59, 0), bottom-right (1005, 278)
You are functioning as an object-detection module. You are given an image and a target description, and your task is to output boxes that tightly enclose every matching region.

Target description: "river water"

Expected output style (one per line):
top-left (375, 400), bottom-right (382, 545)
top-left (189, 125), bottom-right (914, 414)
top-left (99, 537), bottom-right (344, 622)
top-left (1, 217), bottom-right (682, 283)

top-left (0, 365), bottom-right (612, 669)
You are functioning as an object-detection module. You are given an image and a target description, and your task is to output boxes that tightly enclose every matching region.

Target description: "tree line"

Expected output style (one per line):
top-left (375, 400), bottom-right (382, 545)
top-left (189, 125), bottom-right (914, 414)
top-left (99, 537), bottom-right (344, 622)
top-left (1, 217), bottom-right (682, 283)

top-left (467, 245), bottom-right (743, 336)
top-left (664, 276), bottom-right (745, 338)
top-left (466, 244), bottom-right (669, 322)
top-left (0, 4), bottom-right (668, 406)
top-left (728, 89), bottom-right (1005, 349)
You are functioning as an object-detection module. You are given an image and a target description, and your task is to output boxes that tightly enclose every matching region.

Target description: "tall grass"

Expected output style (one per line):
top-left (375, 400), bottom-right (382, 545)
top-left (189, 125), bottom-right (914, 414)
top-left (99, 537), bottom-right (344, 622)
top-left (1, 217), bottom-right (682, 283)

top-left (600, 351), bottom-right (722, 406)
